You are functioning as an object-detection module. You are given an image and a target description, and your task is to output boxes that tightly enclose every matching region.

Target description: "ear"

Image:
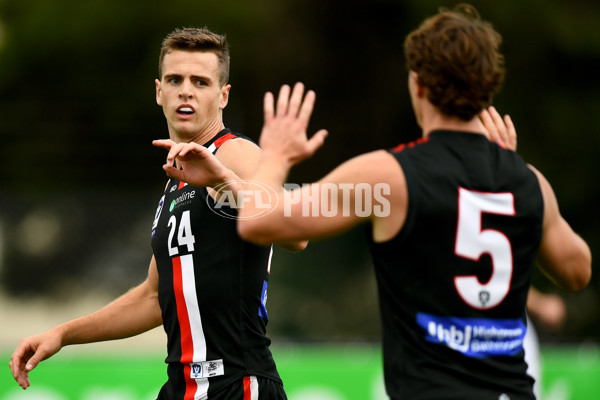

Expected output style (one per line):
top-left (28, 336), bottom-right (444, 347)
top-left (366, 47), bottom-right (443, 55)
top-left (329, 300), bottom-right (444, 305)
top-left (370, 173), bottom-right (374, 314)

top-left (219, 84), bottom-right (231, 110)
top-left (409, 71), bottom-right (425, 98)
top-left (155, 79), bottom-right (163, 106)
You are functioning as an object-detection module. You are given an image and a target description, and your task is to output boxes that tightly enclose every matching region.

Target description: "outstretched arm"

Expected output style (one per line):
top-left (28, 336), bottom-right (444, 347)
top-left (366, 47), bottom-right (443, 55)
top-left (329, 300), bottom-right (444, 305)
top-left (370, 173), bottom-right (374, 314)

top-left (237, 83), bottom-right (406, 245)
top-left (9, 257), bottom-right (162, 390)
top-left (153, 132), bottom-right (309, 252)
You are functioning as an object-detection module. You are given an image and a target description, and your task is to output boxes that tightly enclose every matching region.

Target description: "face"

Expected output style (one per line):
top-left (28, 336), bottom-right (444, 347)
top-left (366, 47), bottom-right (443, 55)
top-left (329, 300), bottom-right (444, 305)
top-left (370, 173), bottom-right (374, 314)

top-left (155, 50), bottom-right (230, 142)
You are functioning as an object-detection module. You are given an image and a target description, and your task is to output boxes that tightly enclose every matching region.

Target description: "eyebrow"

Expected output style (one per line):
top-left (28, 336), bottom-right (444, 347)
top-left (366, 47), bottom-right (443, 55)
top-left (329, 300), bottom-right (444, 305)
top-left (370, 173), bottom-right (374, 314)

top-left (163, 73), bottom-right (214, 84)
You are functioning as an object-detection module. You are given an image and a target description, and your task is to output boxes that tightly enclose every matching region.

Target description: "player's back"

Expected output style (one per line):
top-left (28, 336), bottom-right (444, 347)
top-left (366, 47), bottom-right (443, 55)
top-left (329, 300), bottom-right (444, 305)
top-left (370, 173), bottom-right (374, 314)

top-left (370, 130), bottom-right (543, 399)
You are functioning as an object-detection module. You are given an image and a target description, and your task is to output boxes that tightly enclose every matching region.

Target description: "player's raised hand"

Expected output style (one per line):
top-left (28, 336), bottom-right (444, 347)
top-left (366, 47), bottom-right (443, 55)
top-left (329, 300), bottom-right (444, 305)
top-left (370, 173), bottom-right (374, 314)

top-left (480, 106), bottom-right (516, 151)
top-left (153, 139), bottom-right (228, 187)
top-left (259, 82), bottom-right (328, 167)
top-left (9, 330), bottom-right (63, 390)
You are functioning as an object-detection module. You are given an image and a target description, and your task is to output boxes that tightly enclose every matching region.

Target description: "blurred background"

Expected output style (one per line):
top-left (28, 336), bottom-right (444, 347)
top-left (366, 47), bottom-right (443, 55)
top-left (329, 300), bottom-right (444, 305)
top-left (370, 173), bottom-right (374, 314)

top-left (0, 0), bottom-right (598, 399)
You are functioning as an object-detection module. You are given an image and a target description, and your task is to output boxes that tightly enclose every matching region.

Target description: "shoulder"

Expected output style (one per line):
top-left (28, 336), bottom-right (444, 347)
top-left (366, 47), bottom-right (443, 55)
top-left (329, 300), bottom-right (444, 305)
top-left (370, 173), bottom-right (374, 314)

top-left (214, 135), bottom-right (261, 180)
top-left (324, 150), bottom-right (404, 185)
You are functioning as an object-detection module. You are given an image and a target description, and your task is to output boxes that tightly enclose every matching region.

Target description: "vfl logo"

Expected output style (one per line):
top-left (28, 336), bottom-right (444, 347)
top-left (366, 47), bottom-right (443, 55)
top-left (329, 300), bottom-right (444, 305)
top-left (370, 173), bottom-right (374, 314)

top-left (189, 359), bottom-right (225, 379)
top-left (151, 196), bottom-right (165, 239)
top-left (207, 180), bottom-right (279, 220)
top-left (190, 363), bottom-right (202, 379)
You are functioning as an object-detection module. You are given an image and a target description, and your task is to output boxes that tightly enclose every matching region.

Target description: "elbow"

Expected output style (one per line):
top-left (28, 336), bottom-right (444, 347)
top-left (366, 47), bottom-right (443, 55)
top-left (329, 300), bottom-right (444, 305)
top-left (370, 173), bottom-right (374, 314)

top-left (562, 252), bottom-right (592, 292)
top-left (237, 219), bottom-right (273, 246)
top-left (571, 257), bottom-right (592, 291)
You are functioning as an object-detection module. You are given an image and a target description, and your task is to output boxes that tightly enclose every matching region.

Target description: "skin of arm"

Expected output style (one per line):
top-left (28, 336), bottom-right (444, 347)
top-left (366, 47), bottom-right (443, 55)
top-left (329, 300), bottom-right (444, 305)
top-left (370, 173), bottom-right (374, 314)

top-left (152, 137), bottom-right (308, 251)
top-left (482, 106), bottom-right (591, 291)
top-left (237, 86), bottom-right (518, 246)
top-left (527, 287), bottom-right (567, 330)
top-left (236, 83), bottom-right (407, 244)
top-left (530, 166), bottom-right (592, 291)
top-left (10, 257), bottom-right (162, 389)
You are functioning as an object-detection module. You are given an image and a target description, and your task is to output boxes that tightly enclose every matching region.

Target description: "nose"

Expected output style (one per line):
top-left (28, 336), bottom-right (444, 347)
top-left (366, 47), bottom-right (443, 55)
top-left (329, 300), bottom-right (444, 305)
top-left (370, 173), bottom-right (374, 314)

top-left (179, 81), bottom-right (193, 100)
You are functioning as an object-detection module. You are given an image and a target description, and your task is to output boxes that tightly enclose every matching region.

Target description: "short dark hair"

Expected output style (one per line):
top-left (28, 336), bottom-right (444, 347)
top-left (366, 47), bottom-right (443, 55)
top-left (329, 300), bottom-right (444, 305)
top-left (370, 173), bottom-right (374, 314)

top-left (158, 27), bottom-right (230, 86)
top-left (404, 4), bottom-right (505, 120)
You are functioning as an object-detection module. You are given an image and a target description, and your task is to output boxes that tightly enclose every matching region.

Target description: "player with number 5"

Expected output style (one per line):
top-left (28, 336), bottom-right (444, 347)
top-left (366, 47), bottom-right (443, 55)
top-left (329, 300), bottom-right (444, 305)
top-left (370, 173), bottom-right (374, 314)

top-left (233, 5), bottom-right (592, 400)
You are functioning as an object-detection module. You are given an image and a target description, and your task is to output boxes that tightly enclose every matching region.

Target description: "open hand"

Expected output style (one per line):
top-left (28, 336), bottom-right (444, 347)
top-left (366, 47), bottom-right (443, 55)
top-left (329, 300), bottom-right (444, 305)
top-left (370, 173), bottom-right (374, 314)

top-left (260, 82), bottom-right (328, 167)
top-left (153, 139), bottom-right (228, 187)
top-left (480, 106), bottom-right (516, 151)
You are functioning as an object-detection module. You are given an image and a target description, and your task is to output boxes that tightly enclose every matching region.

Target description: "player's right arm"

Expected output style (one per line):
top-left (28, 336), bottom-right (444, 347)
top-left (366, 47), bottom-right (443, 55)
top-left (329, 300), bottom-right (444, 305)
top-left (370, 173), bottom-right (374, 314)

top-left (9, 256), bottom-right (162, 390)
top-left (531, 166), bottom-right (592, 291)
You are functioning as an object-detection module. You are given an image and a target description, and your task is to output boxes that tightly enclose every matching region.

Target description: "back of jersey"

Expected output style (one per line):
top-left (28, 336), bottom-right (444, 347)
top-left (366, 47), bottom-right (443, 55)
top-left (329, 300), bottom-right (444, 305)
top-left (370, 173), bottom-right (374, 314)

top-left (370, 130), bottom-right (543, 400)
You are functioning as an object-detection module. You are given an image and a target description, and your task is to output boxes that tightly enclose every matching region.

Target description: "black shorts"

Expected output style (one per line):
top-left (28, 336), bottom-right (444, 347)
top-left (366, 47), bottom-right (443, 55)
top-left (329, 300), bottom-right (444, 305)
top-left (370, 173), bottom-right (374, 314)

top-left (207, 376), bottom-right (287, 400)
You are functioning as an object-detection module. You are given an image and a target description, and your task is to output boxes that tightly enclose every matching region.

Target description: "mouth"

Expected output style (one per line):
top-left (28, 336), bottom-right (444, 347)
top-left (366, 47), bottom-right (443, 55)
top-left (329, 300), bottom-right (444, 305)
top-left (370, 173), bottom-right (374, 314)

top-left (176, 104), bottom-right (195, 116)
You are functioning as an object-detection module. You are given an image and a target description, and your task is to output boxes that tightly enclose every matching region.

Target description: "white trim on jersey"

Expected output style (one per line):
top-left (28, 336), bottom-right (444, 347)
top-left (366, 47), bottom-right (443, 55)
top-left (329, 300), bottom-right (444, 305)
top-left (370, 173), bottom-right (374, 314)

top-left (180, 254), bottom-right (210, 398)
top-left (267, 245), bottom-right (273, 274)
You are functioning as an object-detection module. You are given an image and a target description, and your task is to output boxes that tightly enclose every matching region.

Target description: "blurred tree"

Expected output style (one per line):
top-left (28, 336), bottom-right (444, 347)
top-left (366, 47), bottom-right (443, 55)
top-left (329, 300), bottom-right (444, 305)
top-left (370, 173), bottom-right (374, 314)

top-left (0, 0), bottom-right (598, 341)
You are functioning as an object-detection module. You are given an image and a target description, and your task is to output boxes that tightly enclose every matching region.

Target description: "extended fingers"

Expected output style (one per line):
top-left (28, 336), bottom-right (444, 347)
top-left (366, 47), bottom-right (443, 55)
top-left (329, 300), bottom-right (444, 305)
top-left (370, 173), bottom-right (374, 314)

top-left (276, 84), bottom-right (291, 117)
top-left (152, 139), bottom-right (175, 150)
top-left (263, 91), bottom-right (275, 122)
top-left (287, 82), bottom-right (305, 117)
top-left (503, 114), bottom-right (517, 151)
top-left (488, 106), bottom-right (508, 142)
top-left (298, 89), bottom-right (316, 126)
top-left (272, 83), bottom-right (310, 119)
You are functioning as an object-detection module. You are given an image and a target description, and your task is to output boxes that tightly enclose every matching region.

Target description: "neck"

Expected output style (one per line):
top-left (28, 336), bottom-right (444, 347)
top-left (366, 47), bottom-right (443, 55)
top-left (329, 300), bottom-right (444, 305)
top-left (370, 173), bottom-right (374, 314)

top-left (420, 104), bottom-right (488, 139)
top-left (169, 118), bottom-right (225, 145)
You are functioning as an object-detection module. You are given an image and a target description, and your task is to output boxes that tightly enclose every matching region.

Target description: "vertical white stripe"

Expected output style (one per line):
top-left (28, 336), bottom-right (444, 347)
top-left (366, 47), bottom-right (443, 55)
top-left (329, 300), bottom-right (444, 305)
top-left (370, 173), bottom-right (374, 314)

top-left (250, 375), bottom-right (259, 400)
top-left (207, 143), bottom-right (217, 153)
top-left (267, 245), bottom-right (273, 274)
top-left (180, 254), bottom-right (209, 398)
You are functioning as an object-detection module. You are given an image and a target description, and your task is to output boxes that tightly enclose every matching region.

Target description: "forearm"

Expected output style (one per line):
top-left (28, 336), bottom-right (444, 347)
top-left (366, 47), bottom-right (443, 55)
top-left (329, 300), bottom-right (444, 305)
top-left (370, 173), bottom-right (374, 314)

top-left (238, 155), bottom-right (290, 240)
top-left (58, 284), bottom-right (162, 347)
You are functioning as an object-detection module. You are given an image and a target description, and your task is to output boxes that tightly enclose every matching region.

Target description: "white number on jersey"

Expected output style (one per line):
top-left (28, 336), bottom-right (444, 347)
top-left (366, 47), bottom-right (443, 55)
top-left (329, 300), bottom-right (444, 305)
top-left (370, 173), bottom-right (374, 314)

top-left (454, 188), bottom-right (515, 309)
top-left (167, 211), bottom-right (196, 257)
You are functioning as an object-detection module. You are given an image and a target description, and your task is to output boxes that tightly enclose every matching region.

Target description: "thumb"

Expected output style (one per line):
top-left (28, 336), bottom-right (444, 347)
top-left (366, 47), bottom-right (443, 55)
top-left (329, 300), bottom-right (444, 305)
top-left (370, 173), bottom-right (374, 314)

top-left (163, 164), bottom-right (185, 181)
top-left (305, 129), bottom-right (328, 156)
top-left (25, 351), bottom-right (45, 372)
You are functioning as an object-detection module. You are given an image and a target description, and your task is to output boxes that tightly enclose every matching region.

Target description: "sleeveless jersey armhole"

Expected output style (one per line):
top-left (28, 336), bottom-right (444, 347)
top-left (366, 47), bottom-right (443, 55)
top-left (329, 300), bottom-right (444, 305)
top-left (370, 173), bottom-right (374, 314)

top-left (389, 149), bottom-right (419, 244)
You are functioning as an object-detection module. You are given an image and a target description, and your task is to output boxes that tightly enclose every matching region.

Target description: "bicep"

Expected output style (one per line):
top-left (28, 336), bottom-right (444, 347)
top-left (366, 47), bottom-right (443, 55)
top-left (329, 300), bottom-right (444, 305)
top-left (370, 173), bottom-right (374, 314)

top-left (533, 167), bottom-right (591, 290)
top-left (253, 151), bottom-right (406, 242)
top-left (216, 139), bottom-right (261, 180)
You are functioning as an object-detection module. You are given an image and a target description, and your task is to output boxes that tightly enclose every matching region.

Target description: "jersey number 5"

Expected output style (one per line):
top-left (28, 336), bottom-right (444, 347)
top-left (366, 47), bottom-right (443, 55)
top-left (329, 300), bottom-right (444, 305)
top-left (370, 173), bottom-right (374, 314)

top-left (454, 188), bottom-right (515, 310)
top-left (168, 211), bottom-right (196, 257)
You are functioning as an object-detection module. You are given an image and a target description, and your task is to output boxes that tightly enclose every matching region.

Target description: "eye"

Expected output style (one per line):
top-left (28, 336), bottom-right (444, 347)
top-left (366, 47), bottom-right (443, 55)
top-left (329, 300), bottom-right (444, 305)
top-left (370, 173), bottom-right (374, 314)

top-left (195, 80), bottom-right (208, 87)
top-left (167, 76), bottom-right (181, 84)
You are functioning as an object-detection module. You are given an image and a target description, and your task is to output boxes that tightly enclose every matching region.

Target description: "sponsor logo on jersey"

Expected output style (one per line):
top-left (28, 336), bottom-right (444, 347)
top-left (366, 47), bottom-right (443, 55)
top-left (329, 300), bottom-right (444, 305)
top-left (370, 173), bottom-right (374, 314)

top-left (170, 190), bottom-right (196, 212)
top-left (416, 313), bottom-right (526, 358)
